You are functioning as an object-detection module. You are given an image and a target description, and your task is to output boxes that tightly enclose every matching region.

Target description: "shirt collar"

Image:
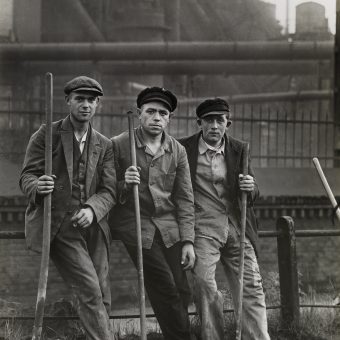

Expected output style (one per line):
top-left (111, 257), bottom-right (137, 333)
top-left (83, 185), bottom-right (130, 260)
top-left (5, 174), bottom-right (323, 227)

top-left (198, 135), bottom-right (225, 155)
top-left (75, 130), bottom-right (88, 144)
top-left (135, 126), bottom-right (172, 153)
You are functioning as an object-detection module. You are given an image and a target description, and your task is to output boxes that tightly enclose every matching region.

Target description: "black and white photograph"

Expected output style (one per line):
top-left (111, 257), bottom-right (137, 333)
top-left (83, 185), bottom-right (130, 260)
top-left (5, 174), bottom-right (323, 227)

top-left (0, 0), bottom-right (339, 339)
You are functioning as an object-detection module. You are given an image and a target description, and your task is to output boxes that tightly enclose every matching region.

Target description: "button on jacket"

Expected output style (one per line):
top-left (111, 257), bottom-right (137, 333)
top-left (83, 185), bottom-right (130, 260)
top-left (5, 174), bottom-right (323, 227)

top-left (110, 126), bottom-right (195, 249)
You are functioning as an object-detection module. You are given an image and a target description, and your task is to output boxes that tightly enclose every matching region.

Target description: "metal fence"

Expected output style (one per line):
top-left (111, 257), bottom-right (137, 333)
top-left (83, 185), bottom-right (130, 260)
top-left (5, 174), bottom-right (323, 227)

top-left (0, 103), bottom-right (337, 168)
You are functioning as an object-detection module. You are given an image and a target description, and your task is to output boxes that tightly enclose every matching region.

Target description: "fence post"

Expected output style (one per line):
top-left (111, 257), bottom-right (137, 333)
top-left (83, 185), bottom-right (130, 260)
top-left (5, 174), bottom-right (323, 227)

top-left (276, 216), bottom-right (300, 331)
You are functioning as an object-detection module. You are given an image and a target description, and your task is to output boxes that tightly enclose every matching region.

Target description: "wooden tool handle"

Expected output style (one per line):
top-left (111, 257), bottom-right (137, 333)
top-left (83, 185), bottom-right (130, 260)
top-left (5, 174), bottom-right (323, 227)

top-left (235, 142), bottom-right (249, 340)
top-left (313, 157), bottom-right (340, 223)
top-left (127, 111), bottom-right (147, 340)
top-left (32, 72), bottom-right (53, 340)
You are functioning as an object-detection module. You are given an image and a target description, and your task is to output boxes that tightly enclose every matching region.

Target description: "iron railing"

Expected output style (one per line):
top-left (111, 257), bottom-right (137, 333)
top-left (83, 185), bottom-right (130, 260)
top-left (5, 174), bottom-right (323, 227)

top-left (0, 104), bottom-right (338, 168)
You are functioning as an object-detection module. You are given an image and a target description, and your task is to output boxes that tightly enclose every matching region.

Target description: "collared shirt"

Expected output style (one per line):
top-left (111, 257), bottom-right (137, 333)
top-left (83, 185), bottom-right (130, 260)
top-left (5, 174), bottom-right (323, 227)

top-left (196, 136), bottom-right (228, 208)
top-left (194, 136), bottom-right (237, 243)
top-left (111, 126), bottom-right (195, 249)
top-left (75, 131), bottom-right (88, 154)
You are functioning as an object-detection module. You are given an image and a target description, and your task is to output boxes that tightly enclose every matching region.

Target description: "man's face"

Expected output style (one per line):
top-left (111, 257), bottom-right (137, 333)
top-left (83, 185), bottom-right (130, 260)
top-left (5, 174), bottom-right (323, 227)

top-left (138, 102), bottom-right (171, 137)
top-left (66, 91), bottom-right (99, 123)
top-left (198, 112), bottom-right (231, 147)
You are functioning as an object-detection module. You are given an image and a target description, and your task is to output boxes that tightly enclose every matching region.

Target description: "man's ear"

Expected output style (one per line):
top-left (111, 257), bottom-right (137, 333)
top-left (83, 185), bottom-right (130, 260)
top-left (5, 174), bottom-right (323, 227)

top-left (197, 119), bottom-right (202, 126)
top-left (65, 95), bottom-right (70, 105)
top-left (227, 120), bottom-right (232, 127)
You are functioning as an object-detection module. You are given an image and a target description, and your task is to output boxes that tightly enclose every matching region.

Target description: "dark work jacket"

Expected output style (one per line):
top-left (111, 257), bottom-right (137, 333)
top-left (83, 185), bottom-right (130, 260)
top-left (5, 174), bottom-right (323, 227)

top-left (19, 116), bottom-right (117, 252)
top-left (178, 132), bottom-right (260, 256)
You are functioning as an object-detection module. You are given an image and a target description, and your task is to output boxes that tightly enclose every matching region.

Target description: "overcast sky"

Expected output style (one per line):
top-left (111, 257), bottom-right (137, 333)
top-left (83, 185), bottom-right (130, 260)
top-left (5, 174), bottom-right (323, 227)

top-left (264, 0), bottom-right (336, 34)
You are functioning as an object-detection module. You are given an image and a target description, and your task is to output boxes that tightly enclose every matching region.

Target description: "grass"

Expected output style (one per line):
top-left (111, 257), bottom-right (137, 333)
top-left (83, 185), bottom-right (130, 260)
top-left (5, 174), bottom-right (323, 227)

top-left (1, 272), bottom-right (339, 339)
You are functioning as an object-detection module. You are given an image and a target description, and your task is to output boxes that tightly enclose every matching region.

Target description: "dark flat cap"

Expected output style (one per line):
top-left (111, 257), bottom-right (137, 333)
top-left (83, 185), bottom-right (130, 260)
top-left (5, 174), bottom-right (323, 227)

top-left (64, 76), bottom-right (104, 96)
top-left (137, 86), bottom-right (177, 112)
top-left (196, 98), bottom-right (230, 118)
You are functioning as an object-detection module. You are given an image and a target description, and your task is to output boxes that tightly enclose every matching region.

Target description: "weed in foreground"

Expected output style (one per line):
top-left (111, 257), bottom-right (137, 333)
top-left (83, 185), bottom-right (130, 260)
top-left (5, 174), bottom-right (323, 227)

top-left (1, 273), bottom-right (340, 340)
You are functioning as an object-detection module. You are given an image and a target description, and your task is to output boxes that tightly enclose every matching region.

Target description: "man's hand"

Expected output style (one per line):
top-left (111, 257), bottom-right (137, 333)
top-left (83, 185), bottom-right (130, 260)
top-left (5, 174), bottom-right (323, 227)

top-left (71, 207), bottom-right (94, 229)
top-left (181, 242), bottom-right (195, 270)
top-left (36, 174), bottom-right (56, 195)
top-left (239, 174), bottom-right (255, 192)
top-left (124, 165), bottom-right (140, 189)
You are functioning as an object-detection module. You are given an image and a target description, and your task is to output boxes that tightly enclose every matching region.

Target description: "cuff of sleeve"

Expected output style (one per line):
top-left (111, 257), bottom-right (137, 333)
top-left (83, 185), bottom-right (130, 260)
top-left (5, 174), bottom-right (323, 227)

top-left (182, 240), bottom-right (194, 246)
top-left (180, 232), bottom-right (195, 245)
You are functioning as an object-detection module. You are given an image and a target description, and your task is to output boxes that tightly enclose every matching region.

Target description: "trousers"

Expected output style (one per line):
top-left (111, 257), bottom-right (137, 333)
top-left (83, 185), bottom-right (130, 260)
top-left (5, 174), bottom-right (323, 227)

top-left (193, 224), bottom-right (270, 340)
top-left (124, 230), bottom-right (192, 340)
top-left (50, 212), bottom-right (113, 340)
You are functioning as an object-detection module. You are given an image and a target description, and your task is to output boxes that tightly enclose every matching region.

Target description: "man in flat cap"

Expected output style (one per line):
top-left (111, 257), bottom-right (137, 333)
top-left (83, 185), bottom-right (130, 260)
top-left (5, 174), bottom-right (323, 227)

top-left (179, 98), bottom-right (270, 340)
top-left (110, 86), bottom-right (195, 340)
top-left (20, 76), bottom-right (116, 340)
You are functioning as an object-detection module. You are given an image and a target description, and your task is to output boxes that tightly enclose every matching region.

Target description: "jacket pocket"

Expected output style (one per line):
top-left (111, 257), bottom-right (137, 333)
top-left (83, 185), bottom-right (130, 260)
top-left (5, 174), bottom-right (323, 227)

top-left (163, 171), bottom-right (176, 192)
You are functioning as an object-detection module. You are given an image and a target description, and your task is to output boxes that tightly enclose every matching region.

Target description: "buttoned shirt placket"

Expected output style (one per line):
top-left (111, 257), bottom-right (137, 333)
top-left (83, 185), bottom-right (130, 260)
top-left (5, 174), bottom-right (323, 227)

top-left (75, 130), bottom-right (88, 154)
top-left (145, 144), bottom-right (166, 214)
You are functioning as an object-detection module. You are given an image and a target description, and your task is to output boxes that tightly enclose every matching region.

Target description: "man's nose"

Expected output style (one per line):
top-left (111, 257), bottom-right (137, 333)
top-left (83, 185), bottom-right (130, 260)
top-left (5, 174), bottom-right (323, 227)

top-left (153, 111), bottom-right (161, 120)
top-left (211, 120), bottom-right (218, 128)
top-left (82, 99), bottom-right (90, 108)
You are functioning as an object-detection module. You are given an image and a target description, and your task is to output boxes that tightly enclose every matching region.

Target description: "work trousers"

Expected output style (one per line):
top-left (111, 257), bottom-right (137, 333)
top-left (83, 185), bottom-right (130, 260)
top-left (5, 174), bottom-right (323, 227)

top-left (124, 230), bottom-right (192, 340)
top-left (50, 212), bottom-right (112, 340)
top-left (193, 224), bottom-right (270, 340)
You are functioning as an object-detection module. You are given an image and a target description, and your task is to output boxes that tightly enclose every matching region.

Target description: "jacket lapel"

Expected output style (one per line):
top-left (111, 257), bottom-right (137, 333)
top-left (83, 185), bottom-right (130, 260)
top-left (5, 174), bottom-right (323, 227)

top-left (186, 133), bottom-right (200, 183)
top-left (225, 135), bottom-right (242, 190)
top-left (60, 116), bottom-right (74, 188)
top-left (85, 127), bottom-right (101, 198)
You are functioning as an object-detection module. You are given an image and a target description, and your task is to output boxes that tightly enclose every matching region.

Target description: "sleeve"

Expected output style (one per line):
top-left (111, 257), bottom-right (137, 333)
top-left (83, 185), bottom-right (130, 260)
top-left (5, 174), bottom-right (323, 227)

top-left (173, 144), bottom-right (195, 244)
top-left (19, 125), bottom-right (46, 205)
top-left (84, 139), bottom-right (118, 222)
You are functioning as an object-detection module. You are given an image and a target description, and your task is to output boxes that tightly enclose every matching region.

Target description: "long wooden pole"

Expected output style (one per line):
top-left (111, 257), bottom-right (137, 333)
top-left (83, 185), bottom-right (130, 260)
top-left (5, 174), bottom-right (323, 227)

top-left (312, 157), bottom-right (340, 223)
top-left (127, 110), bottom-right (147, 340)
top-left (32, 72), bottom-right (53, 340)
top-left (235, 142), bottom-right (249, 340)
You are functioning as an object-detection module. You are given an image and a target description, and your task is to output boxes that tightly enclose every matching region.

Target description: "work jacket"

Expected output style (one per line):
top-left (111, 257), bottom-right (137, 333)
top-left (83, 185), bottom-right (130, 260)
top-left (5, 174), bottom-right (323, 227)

top-left (19, 116), bottom-right (117, 252)
top-left (178, 132), bottom-right (260, 255)
top-left (109, 127), bottom-right (195, 249)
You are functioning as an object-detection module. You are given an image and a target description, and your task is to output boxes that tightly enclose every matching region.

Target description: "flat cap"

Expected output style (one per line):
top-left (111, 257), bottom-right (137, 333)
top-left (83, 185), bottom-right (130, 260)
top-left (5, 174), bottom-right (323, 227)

top-left (196, 98), bottom-right (230, 118)
top-left (137, 86), bottom-right (177, 112)
top-left (64, 76), bottom-right (104, 96)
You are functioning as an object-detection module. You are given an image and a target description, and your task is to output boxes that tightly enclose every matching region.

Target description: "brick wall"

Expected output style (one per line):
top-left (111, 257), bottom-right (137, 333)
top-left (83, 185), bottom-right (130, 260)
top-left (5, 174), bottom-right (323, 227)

top-left (0, 202), bottom-right (339, 314)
